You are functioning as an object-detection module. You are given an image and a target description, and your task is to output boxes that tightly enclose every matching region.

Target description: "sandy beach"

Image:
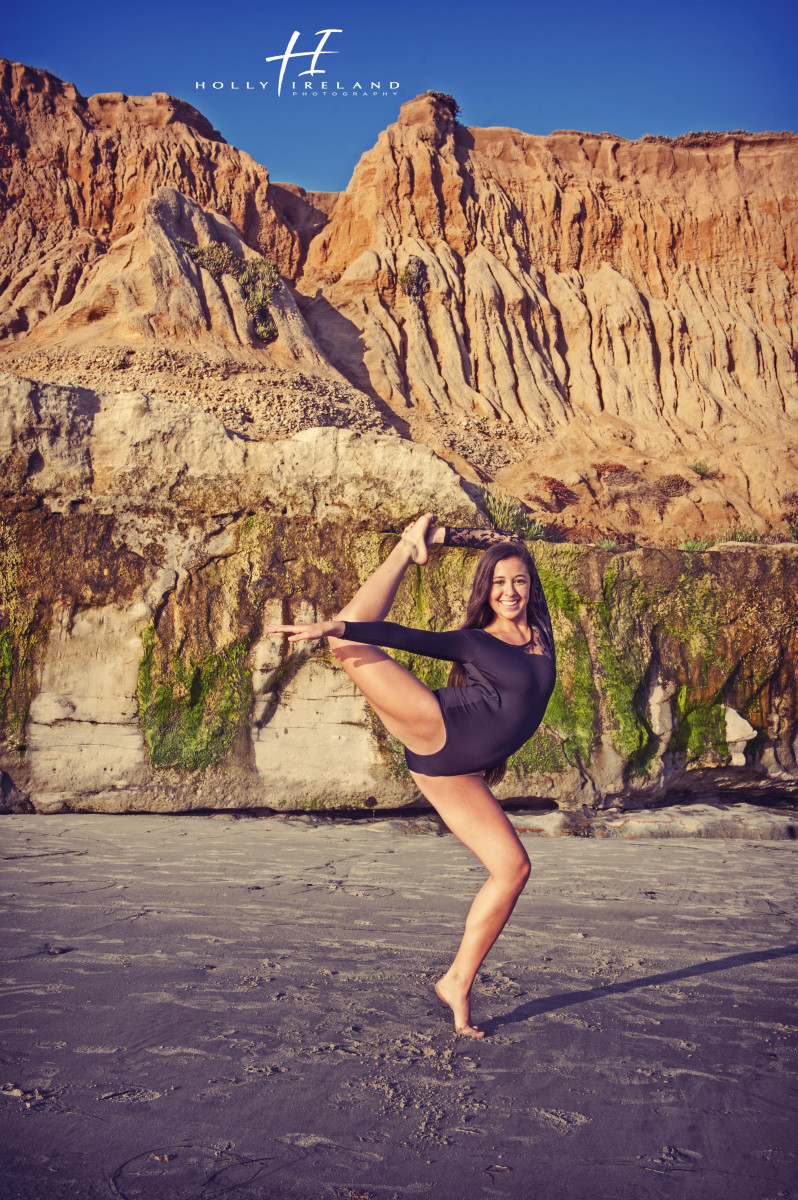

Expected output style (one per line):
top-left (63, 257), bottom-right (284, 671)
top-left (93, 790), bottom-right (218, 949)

top-left (1, 813), bottom-right (797, 1200)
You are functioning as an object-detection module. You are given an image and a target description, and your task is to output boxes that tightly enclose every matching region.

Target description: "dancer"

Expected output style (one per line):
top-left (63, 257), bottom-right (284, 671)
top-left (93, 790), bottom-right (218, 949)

top-left (266, 514), bottom-right (556, 1037)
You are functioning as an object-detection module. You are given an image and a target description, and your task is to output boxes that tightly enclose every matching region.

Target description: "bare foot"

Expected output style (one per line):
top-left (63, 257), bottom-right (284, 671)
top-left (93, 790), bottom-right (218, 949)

top-left (435, 977), bottom-right (484, 1039)
top-left (401, 512), bottom-right (436, 565)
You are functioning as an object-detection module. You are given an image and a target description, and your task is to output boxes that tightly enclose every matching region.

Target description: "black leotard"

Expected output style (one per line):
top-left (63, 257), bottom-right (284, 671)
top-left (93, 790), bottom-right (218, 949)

top-left (340, 529), bottom-right (556, 776)
top-left (342, 620), bottom-right (556, 776)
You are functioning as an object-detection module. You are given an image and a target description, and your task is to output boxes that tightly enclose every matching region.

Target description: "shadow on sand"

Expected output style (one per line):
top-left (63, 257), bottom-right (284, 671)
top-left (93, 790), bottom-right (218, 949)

top-left (482, 940), bottom-right (798, 1035)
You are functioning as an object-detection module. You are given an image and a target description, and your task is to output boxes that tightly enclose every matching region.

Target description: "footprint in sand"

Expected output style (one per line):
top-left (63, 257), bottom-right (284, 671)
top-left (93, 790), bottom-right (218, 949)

top-left (528, 1108), bottom-right (592, 1135)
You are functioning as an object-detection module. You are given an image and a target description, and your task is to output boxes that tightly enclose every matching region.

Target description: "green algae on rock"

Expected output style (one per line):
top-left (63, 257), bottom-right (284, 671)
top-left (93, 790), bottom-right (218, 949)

top-left (0, 374), bottom-right (796, 814)
top-left (137, 624), bottom-right (252, 770)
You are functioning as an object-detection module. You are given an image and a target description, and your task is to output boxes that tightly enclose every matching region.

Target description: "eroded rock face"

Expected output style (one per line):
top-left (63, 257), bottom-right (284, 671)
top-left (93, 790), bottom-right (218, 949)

top-left (0, 372), bottom-right (480, 811)
top-left (2, 67), bottom-right (797, 542)
top-left (297, 94), bottom-right (798, 535)
top-left (3, 183), bottom-right (344, 377)
top-left (0, 59), bottom-right (307, 339)
top-left (0, 372), bottom-right (472, 518)
top-left (0, 374), bottom-right (795, 814)
top-left (303, 96), bottom-right (798, 421)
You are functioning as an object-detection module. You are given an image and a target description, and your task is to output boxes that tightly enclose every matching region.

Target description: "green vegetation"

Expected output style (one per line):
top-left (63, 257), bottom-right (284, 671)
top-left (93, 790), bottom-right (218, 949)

top-left (690, 459), bottom-right (720, 480)
top-left (598, 537), bottom-right (618, 551)
top-left (534, 552), bottom-right (586, 621)
top-left (534, 553), bottom-right (597, 766)
top-left (508, 726), bottom-right (567, 775)
top-left (0, 517), bottom-right (45, 751)
top-left (543, 643), bottom-right (597, 766)
top-left (423, 91), bottom-right (461, 119)
top-left (177, 238), bottom-right (279, 342)
top-left (0, 628), bottom-right (14, 732)
top-left (397, 256), bottom-right (430, 301)
top-left (0, 621), bottom-right (46, 751)
top-left (679, 537), bottom-right (713, 551)
top-left (593, 564), bottom-right (657, 771)
top-left (3, 501), bottom-right (783, 806)
top-left (671, 685), bottom-right (728, 762)
top-left (656, 562), bottom-right (746, 766)
top-left (669, 566), bottom-right (721, 678)
top-left (138, 623), bottom-right (253, 769)
top-left (483, 487), bottom-right (546, 540)
top-left (716, 525), bottom-right (761, 544)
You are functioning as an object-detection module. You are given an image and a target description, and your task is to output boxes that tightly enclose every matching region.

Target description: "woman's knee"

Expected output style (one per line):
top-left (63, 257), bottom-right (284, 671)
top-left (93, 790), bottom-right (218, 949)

top-left (499, 851), bottom-right (531, 896)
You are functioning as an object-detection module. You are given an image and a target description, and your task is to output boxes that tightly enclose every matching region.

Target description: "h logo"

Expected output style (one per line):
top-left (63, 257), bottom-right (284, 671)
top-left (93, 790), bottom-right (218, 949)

top-left (265, 29), bottom-right (342, 97)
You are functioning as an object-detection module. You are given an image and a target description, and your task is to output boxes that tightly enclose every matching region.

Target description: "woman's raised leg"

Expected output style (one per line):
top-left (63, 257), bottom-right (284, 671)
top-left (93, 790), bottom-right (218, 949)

top-left (409, 770), bottom-right (531, 1037)
top-left (325, 513), bottom-right (447, 758)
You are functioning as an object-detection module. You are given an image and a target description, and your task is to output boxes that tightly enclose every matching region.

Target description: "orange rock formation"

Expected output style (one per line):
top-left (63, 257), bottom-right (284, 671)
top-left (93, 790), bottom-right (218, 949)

top-left (298, 95), bottom-right (798, 536)
top-left (1, 63), bottom-right (797, 542)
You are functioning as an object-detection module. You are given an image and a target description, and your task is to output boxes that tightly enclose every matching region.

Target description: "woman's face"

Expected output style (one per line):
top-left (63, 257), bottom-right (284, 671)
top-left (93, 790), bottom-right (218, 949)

top-left (488, 556), bottom-right (531, 623)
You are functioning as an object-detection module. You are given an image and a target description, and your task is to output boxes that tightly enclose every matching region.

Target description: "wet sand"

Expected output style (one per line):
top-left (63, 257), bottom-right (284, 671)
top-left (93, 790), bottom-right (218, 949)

top-left (1, 813), bottom-right (797, 1200)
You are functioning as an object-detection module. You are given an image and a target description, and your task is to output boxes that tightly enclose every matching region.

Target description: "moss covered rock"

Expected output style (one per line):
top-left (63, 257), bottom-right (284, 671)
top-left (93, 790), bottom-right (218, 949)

top-left (1, 374), bottom-right (796, 813)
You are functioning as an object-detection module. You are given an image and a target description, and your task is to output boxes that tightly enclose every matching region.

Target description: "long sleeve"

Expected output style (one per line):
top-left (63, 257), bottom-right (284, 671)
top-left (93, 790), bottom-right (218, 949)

top-left (442, 526), bottom-right (524, 550)
top-left (342, 620), bottom-right (476, 664)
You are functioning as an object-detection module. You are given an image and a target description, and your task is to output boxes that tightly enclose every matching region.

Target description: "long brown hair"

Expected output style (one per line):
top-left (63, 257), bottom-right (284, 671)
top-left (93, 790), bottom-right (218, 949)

top-left (447, 541), bottom-right (543, 788)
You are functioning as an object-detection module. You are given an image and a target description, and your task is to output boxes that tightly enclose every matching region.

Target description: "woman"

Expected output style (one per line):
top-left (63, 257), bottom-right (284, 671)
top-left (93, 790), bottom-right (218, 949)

top-left (266, 513), bottom-right (556, 1037)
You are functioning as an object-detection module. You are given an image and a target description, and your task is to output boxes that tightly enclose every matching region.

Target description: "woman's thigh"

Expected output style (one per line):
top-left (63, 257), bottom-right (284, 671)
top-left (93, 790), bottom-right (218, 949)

top-left (331, 642), bottom-right (446, 756)
top-left (410, 770), bottom-right (530, 877)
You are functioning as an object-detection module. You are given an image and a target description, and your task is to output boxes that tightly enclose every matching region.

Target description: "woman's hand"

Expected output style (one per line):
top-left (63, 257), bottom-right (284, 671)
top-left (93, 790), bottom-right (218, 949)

top-left (265, 620), bottom-right (345, 644)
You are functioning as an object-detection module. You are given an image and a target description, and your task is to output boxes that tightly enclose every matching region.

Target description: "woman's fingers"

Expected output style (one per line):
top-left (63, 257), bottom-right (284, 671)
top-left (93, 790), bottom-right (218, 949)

top-left (265, 623), bottom-right (323, 642)
top-left (265, 621), bottom-right (344, 643)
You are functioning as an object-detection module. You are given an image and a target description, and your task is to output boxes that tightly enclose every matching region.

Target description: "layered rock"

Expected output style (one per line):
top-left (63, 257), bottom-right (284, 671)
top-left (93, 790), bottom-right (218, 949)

top-left (2, 182), bottom-right (343, 377)
top-left (2, 65), bottom-right (797, 542)
top-left (297, 95), bottom-right (798, 534)
top-left (1, 372), bottom-right (795, 815)
top-left (0, 59), bottom-right (307, 339)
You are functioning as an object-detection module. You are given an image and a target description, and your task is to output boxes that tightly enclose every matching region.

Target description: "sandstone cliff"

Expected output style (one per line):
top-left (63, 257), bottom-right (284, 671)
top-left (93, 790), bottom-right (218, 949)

top-left (297, 95), bottom-right (798, 538)
top-left (1, 65), bottom-right (797, 815)
top-left (0, 59), bottom-right (303, 336)
top-left (1, 64), bottom-right (796, 543)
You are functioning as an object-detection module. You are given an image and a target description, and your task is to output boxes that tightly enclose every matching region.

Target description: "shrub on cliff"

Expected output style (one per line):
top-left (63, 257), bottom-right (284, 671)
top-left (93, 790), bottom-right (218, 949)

top-left (690, 459), bottom-right (720, 480)
top-left (422, 91), bottom-right (460, 120)
top-left (483, 487), bottom-right (546, 541)
top-left (397, 256), bottom-right (430, 301)
top-left (177, 239), bottom-right (279, 343)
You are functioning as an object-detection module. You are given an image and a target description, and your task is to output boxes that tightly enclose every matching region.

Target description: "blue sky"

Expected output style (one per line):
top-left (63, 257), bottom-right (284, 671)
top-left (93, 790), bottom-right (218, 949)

top-left (5, 0), bottom-right (796, 192)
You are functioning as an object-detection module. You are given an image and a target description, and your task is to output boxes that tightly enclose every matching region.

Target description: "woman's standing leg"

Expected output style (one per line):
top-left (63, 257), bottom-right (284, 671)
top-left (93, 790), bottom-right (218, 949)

top-left (410, 770), bottom-right (531, 1038)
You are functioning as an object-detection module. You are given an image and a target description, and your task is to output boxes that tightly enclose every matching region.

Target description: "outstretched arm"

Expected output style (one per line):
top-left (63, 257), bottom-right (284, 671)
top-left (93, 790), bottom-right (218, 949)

top-left (266, 619), bottom-right (344, 643)
top-left (338, 620), bottom-right (475, 662)
top-left (265, 617), bottom-right (475, 663)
